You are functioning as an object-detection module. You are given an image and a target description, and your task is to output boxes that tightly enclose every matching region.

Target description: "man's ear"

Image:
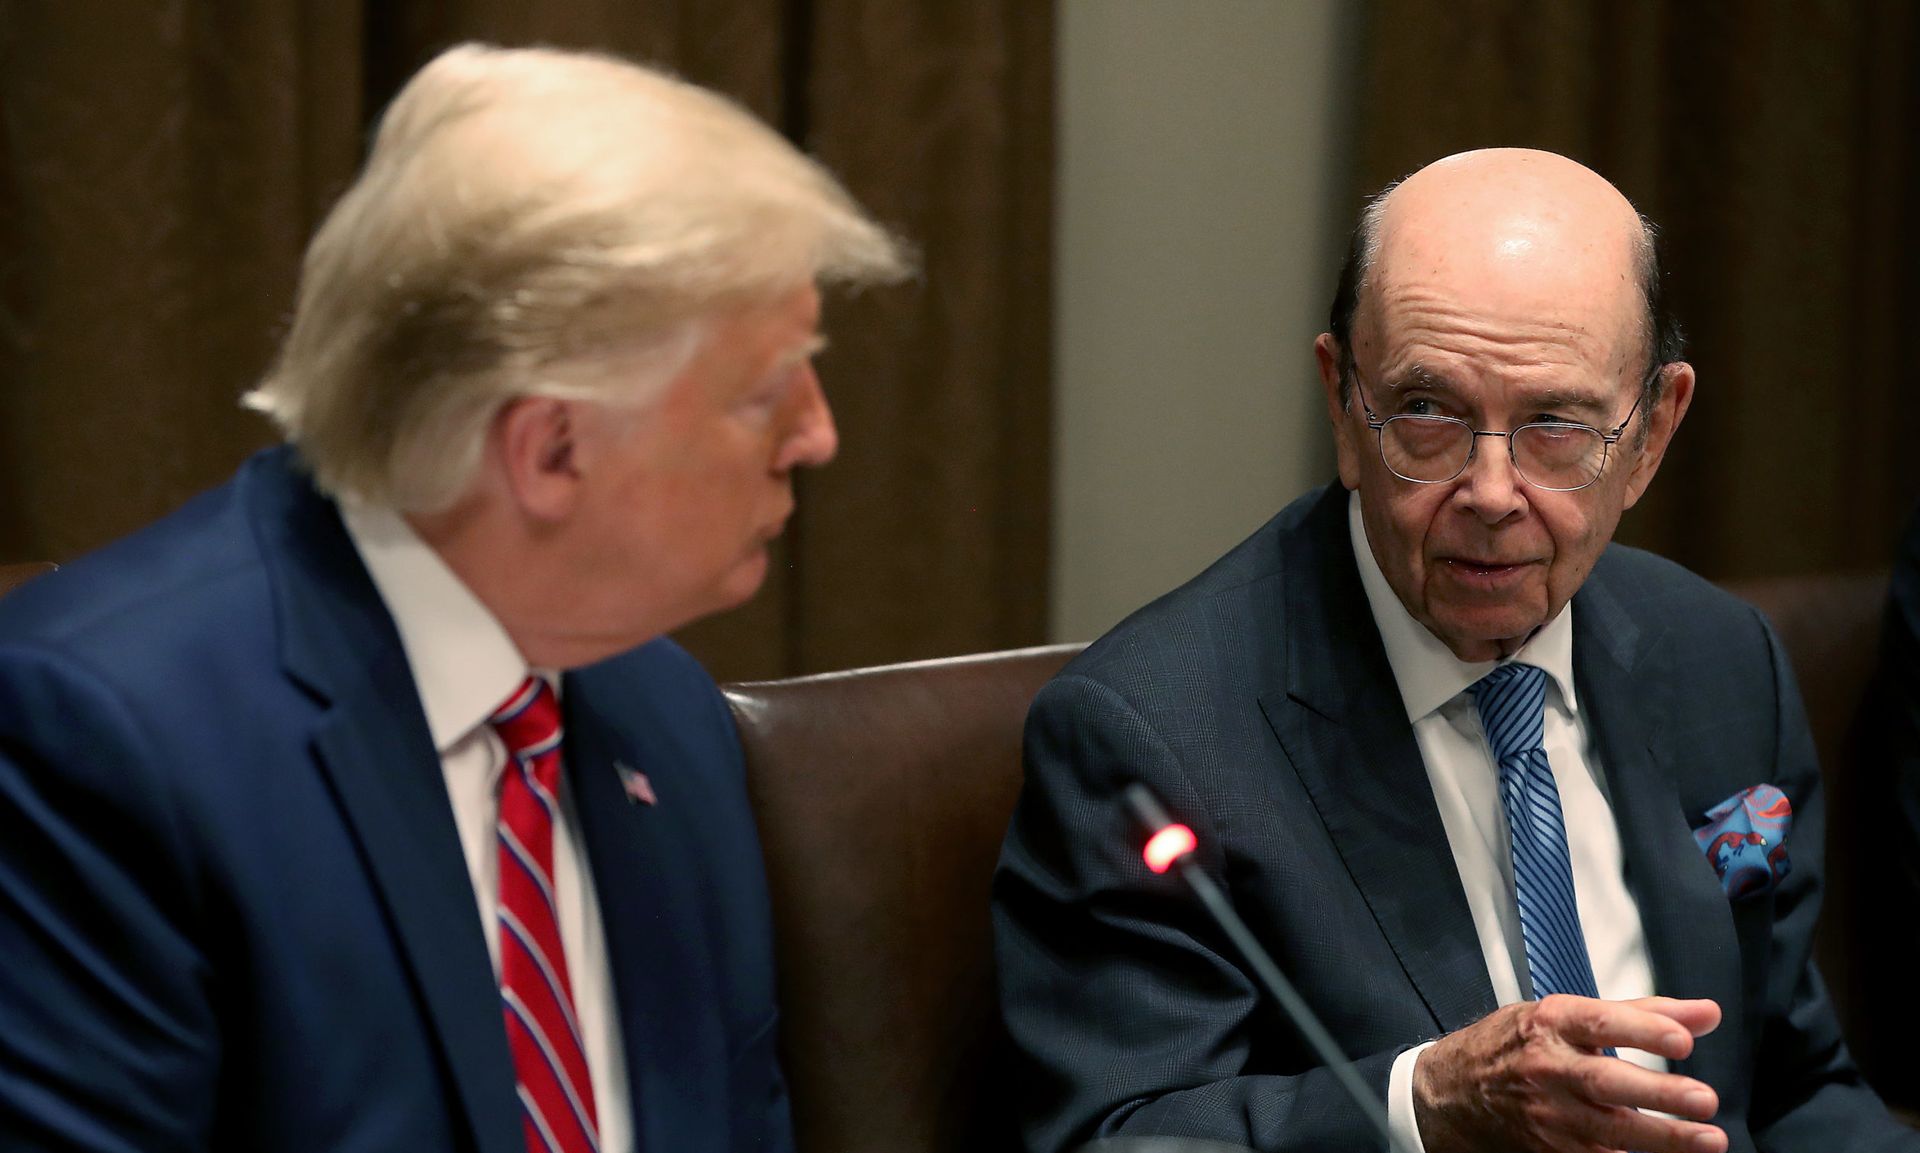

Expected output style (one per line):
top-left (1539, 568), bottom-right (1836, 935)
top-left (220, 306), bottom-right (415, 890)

top-left (494, 397), bottom-right (583, 523)
top-left (1621, 361), bottom-right (1695, 510)
top-left (1315, 333), bottom-right (1363, 490)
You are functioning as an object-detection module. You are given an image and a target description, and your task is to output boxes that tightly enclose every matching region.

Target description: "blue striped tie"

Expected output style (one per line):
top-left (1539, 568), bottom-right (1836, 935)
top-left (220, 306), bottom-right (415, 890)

top-left (1470, 662), bottom-right (1604, 1002)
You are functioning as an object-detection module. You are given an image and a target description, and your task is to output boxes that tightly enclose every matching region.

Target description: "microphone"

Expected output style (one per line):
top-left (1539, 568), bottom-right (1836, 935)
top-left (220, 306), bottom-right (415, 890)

top-left (1123, 782), bottom-right (1417, 1153)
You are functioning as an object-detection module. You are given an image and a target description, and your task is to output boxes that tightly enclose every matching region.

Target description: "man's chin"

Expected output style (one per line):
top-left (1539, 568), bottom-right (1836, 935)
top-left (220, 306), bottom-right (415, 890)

top-left (715, 548), bottom-right (772, 608)
top-left (1426, 608), bottom-right (1546, 663)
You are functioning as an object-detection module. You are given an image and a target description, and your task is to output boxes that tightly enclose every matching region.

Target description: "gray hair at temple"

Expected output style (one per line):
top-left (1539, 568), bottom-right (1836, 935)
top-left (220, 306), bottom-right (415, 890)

top-left (244, 42), bottom-right (911, 513)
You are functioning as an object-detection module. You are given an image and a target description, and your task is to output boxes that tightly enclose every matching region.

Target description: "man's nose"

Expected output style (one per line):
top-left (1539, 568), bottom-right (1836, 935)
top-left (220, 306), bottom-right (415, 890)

top-left (1453, 432), bottom-right (1528, 522)
top-left (776, 365), bottom-right (838, 471)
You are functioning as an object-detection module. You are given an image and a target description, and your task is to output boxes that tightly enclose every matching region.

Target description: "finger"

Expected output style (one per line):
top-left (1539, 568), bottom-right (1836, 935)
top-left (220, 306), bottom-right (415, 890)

top-left (1563, 1053), bottom-right (1719, 1120)
top-left (1533, 995), bottom-right (1697, 1059)
top-left (1571, 1101), bottom-right (1727, 1153)
top-left (1628, 996), bottom-right (1723, 1038)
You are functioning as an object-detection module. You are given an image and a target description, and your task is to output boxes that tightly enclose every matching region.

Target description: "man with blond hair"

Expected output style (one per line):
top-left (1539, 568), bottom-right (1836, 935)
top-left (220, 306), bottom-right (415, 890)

top-left (0, 43), bottom-right (906, 1153)
top-left (996, 149), bottom-right (1917, 1153)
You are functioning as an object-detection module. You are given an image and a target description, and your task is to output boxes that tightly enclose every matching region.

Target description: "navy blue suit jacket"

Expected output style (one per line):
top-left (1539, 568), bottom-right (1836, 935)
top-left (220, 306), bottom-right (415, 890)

top-left (0, 448), bottom-right (794, 1153)
top-left (995, 483), bottom-right (1913, 1153)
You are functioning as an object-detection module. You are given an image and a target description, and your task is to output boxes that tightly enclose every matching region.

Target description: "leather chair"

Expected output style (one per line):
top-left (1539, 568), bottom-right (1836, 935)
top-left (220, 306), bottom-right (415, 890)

top-left (724, 644), bottom-right (1081, 1153)
top-left (726, 572), bottom-right (1911, 1151)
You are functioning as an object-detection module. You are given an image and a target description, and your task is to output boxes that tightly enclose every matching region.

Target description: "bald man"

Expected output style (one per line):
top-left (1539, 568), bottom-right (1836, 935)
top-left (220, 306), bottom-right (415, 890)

top-left (994, 150), bottom-right (1917, 1153)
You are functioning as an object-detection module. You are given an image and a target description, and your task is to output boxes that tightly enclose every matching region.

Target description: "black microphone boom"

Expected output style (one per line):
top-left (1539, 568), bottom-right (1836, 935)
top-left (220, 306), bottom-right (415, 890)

top-left (1122, 782), bottom-right (1416, 1153)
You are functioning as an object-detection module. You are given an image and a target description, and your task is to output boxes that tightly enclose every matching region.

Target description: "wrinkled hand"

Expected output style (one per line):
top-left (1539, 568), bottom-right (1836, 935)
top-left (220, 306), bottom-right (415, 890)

top-left (1413, 995), bottom-right (1728, 1153)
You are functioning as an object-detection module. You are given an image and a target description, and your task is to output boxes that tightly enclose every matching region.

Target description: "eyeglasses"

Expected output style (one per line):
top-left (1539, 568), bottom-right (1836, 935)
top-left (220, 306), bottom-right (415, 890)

top-left (1352, 370), bottom-right (1648, 492)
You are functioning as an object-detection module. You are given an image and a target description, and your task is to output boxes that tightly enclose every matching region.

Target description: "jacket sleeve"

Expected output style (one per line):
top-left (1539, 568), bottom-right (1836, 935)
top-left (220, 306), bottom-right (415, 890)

top-left (703, 676), bottom-right (798, 1153)
top-left (0, 646), bottom-right (219, 1152)
top-left (993, 672), bottom-right (1408, 1153)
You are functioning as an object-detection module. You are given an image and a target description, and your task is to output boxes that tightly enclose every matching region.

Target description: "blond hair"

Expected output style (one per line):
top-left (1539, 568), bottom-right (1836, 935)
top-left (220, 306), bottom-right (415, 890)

top-left (244, 43), bottom-right (910, 511)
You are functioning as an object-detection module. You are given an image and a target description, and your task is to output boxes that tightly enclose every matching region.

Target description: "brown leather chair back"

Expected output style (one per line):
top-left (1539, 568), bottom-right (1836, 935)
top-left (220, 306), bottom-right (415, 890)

top-left (725, 643), bottom-right (1081, 1153)
top-left (0, 562), bottom-right (55, 598)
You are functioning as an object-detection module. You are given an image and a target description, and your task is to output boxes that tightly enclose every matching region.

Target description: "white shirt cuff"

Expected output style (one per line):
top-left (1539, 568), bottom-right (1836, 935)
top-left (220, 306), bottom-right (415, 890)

top-left (1387, 1040), bottom-right (1436, 1153)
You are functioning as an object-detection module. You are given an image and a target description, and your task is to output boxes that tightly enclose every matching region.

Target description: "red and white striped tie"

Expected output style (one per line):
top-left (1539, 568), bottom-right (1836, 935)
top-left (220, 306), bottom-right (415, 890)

top-left (491, 677), bottom-right (601, 1153)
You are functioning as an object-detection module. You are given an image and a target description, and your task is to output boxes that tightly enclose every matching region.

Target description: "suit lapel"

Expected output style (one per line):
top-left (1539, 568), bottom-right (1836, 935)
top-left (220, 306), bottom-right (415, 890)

top-left (1572, 573), bottom-right (1746, 1090)
top-left (564, 670), bottom-right (726, 1153)
top-left (253, 453), bottom-right (522, 1153)
top-left (1260, 489), bottom-right (1497, 1033)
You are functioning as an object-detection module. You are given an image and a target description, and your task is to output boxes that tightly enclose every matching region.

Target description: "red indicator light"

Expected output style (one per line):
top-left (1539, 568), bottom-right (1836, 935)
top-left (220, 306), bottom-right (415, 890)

top-left (1143, 824), bottom-right (1197, 874)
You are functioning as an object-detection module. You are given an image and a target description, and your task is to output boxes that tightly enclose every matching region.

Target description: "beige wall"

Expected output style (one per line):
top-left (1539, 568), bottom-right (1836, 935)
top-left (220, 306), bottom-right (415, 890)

top-left (1050, 0), bottom-right (1358, 642)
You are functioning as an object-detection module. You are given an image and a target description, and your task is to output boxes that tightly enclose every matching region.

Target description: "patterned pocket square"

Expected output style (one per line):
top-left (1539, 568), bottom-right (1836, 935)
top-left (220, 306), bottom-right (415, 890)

top-left (1691, 783), bottom-right (1792, 899)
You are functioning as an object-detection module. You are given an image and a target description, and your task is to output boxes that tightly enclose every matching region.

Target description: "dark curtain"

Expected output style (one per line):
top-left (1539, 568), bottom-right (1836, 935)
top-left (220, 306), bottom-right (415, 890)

top-left (0, 0), bottom-right (1053, 682)
top-left (1351, 0), bottom-right (1920, 580)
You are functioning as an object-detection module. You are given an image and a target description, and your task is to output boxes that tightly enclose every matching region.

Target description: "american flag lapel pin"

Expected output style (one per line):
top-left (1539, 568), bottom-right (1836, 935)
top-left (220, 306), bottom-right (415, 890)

top-left (615, 760), bottom-right (657, 806)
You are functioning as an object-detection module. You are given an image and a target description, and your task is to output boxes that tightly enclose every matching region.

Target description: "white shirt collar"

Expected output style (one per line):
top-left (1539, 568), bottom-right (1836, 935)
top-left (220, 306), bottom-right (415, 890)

top-left (1346, 490), bottom-right (1578, 723)
top-left (339, 501), bottom-right (533, 753)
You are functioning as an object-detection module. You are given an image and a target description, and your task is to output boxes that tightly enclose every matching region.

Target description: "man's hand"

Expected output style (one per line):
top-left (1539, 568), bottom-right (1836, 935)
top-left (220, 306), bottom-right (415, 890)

top-left (1413, 995), bottom-right (1728, 1153)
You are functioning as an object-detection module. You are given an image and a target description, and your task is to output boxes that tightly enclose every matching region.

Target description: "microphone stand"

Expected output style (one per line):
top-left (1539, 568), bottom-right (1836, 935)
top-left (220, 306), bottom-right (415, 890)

top-left (1123, 782), bottom-right (1417, 1153)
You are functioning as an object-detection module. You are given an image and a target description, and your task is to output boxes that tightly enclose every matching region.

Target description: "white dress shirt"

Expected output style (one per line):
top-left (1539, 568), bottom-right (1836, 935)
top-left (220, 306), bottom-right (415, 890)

top-left (342, 502), bottom-right (633, 1153)
top-left (1342, 494), bottom-right (1661, 1153)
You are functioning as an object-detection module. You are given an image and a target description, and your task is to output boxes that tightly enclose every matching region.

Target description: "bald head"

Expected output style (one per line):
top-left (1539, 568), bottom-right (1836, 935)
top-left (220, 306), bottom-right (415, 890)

top-left (1329, 149), bottom-right (1681, 408)
top-left (1314, 149), bottom-right (1699, 663)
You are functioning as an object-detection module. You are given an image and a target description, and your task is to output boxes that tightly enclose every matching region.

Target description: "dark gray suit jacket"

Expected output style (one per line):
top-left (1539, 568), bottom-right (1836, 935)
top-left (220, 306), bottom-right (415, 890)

top-left (994, 483), bottom-right (1912, 1153)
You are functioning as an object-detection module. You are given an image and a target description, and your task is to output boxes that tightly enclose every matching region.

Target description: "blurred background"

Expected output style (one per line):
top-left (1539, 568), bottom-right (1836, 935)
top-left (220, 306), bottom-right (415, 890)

top-left (2, 0), bottom-right (1915, 681)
